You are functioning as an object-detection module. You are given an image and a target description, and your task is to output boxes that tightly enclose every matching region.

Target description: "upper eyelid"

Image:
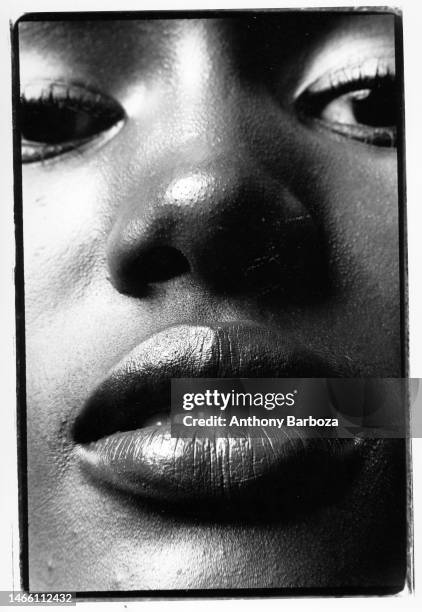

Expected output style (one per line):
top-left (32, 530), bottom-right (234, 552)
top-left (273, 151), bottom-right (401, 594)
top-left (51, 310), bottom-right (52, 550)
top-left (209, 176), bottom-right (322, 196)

top-left (293, 40), bottom-right (395, 100)
top-left (20, 80), bottom-right (125, 113)
top-left (304, 55), bottom-right (396, 96)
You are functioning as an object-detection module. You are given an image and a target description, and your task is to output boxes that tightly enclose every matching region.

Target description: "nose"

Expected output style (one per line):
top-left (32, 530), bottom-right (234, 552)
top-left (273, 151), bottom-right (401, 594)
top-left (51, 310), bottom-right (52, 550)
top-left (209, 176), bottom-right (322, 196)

top-left (107, 159), bottom-right (323, 297)
top-left (106, 23), bottom-right (326, 299)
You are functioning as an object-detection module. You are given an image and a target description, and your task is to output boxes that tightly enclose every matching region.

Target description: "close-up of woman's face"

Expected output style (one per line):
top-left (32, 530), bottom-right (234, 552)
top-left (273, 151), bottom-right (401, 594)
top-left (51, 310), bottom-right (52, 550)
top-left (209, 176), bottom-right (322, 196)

top-left (18, 12), bottom-right (407, 593)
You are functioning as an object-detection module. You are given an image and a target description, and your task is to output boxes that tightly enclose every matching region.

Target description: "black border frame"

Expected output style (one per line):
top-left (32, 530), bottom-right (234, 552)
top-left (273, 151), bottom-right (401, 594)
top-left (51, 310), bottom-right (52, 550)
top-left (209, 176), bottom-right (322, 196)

top-left (11, 7), bottom-right (410, 599)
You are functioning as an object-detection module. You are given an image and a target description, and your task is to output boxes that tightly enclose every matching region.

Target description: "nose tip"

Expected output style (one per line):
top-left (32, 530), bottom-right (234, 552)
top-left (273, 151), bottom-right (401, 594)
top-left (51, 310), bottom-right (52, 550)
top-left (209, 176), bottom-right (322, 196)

top-left (165, 172), bottom-right (216, 208)
top-left (106, 158), bottom-right (326, 298)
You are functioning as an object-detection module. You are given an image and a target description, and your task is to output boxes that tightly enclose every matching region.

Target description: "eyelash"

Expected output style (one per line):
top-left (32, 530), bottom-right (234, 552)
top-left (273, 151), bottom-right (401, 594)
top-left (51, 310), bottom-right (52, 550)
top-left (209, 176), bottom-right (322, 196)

top-left (295, 65), bottom-right (397, 148)
top-left (19, 83), bottom-right (125, 164)
top-left (20, 62), bottom-right (397, 163)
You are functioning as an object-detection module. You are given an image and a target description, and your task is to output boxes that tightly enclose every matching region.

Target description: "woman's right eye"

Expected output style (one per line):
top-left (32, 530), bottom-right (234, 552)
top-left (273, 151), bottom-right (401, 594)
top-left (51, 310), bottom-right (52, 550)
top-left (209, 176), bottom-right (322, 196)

top-left (20, 83), bottom-right (125, 163)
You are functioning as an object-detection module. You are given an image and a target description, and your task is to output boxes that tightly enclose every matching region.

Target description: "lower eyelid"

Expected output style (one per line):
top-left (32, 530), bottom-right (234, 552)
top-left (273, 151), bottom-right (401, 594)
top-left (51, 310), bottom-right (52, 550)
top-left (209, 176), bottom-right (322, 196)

top-left (21, 118), bottom-right (125, 165)
top-left (301, 116), bottom-right (397, 148)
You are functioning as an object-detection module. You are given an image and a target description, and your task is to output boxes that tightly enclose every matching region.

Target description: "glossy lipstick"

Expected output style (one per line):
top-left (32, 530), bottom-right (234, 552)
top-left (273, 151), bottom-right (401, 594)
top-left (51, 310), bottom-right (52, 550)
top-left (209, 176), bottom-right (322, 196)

top-left (73, 323), bottom-right (359, 513)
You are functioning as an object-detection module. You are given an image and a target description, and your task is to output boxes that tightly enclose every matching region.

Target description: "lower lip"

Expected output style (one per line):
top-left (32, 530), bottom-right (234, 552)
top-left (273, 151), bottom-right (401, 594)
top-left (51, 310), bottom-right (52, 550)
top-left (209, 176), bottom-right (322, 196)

top-left (76, 421), bottom-right (360, 514)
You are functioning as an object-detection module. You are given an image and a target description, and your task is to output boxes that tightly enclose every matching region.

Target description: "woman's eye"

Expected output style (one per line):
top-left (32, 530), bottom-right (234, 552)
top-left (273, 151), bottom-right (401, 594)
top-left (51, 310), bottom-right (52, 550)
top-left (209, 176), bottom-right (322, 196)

top-left (20, 83), bottom-right (125, 163)
top-left (296, 73), bottom-right (397, 147)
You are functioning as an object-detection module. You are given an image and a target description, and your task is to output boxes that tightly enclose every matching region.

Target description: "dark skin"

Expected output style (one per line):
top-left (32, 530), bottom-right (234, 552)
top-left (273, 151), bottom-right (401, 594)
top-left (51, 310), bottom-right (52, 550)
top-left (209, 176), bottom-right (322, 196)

top-left (20, 14), bottom-right (406, 590)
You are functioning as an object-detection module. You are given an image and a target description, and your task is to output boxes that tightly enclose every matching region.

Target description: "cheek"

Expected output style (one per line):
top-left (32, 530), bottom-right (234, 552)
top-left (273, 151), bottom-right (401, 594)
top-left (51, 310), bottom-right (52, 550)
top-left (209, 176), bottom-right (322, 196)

top-left (22, 161), bottom-right (115, 327)
top-left (302, 143), bottom-right (400, 302)
top-left (285, 138), bottom-right (401, 371)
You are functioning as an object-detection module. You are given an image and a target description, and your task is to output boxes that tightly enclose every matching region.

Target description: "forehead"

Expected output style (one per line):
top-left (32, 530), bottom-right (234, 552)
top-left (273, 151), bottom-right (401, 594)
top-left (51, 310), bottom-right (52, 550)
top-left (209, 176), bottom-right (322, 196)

top-left (17, 14), bottom-right (396, 96)
top-left (18, 13), bottom-right (395, 51)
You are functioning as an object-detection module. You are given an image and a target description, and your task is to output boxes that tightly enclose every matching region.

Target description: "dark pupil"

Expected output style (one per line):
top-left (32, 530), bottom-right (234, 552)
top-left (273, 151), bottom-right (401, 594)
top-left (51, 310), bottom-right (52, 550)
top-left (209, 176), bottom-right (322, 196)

top-left (351, 81), bottom-right (397, 128)
top-left (21, 101), bottom-right (103, 144)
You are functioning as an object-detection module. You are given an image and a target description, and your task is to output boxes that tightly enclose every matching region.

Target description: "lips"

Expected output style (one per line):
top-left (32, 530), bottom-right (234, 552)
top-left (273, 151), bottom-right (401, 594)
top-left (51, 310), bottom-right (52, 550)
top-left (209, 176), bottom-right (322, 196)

top-left (73, 323), bottom-right (360, 516)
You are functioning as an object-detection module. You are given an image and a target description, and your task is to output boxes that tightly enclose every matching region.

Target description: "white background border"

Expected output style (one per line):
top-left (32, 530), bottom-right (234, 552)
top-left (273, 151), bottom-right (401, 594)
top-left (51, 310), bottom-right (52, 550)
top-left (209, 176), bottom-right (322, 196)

top-left (1, 1), bottom-right (421, 610)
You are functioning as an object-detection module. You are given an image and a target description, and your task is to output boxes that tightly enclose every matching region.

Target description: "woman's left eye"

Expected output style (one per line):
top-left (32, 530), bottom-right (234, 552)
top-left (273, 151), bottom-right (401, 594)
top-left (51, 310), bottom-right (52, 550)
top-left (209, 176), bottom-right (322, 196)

top-left (20, 82), bottom-right (125, 163)
top-left (296, 73), bottom-right (397, 147)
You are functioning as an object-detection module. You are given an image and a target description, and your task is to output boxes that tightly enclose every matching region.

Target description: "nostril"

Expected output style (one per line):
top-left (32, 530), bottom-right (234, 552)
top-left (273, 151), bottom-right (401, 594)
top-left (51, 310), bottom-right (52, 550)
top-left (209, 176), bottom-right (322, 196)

top-left (138, 246), bottom-right (190, 284)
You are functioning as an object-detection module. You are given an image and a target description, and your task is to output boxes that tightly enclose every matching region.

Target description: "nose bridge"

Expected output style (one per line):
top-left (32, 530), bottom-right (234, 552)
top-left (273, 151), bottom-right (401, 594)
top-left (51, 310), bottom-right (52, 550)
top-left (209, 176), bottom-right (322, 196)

top-left (163, 19), bottom-right (243, 151)
top-left (172, 21), bottom-right (235, 111)
top-left (172, 22), bottom-right (214, 107)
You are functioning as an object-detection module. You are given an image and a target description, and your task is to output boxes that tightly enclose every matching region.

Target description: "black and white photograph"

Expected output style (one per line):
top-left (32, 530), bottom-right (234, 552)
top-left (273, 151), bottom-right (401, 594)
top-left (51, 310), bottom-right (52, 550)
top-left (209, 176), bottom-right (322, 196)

top-left (2, 0), bottom-right (422, 604)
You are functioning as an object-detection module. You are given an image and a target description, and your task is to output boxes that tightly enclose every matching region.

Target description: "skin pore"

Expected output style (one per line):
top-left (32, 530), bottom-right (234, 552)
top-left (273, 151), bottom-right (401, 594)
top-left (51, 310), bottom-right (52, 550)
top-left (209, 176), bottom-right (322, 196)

top-left (19, 14), bottom-right (406, 591)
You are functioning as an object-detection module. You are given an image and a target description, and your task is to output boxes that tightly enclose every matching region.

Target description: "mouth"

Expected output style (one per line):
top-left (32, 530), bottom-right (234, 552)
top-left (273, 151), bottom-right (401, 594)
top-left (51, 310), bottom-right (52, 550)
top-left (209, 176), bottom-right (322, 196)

top-left (73, 323), bottom-right (361, 517)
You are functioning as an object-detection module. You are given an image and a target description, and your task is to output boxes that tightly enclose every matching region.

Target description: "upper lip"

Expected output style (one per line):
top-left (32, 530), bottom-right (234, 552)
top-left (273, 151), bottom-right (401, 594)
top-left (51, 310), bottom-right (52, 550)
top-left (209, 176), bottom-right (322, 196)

top-left (73, 322), bottom-right (358, 515)
top-left (73, 322), bottom-right (334, 443)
